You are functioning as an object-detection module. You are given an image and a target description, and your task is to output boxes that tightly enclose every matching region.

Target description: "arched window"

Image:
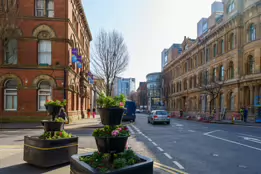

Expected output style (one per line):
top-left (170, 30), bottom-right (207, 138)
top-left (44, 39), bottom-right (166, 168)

top-left (220, 65), bottom-right (224, 81)
top-left (248, 56), bottom-right (254, 74)
top-left (228, 61), bottom-right (234, 79)
top-left (229, 33), bottom-right (235, 50)
top-left (38, 81), bottom-right (52, 110)
top-left (4, 79), bottom-right (18, 110)
top-left (249, 24), bottom-right (256, 41)
top-left (230, 93), bottom-right (235, 111)
top-left (38, 40), bottom-right (52, 65)
top-left (204, 71), bottom-right (209, 85)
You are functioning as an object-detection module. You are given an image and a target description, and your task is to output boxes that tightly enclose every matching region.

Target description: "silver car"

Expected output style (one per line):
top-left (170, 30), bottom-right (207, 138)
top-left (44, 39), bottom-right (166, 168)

top-left (148, 110), bottom-right (170, 124)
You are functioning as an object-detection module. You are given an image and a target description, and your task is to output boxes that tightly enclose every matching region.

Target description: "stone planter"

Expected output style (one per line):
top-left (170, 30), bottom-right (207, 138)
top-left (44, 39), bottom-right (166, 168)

top-left (24, 135), bottom-right (78, 167)
top-left (70, 152), bottom-right (153, 174)
top-left (95, 136), bottom-right (128, 153)
top-left (98, 108), bottom-right (124, 125)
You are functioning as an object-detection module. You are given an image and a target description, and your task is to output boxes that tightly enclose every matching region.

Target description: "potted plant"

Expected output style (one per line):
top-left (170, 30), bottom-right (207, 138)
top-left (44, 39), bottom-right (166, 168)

top-left (41, 99), bottom-right (67, 132)
top-left (97, 93), bottom-right (126, 125)
top-left (70, 94), bottom-right (153, 174)
top-left (24, 99), bottom-right (78, 167)
top-left (93, 125), bottom-right (130, 153)
top-left (24, 128), bottom-right (78, 167)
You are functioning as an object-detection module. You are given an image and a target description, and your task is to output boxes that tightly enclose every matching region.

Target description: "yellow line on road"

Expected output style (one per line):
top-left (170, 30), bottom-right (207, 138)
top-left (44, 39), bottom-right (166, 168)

top-left (154, 164), bottom-right (177, 174)
top-left (154, 162), bottom-right (188, 174)
top-left (0, 145), bottom-right (23, 149)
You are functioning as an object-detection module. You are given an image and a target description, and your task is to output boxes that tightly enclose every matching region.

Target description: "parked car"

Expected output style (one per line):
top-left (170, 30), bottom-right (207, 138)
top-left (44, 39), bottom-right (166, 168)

top-left (122, 101), bottom-right (136, 122)
top-left (136, 109), bottom-right (141, 113)
top-left (148, 110), bottom-right (170, 124)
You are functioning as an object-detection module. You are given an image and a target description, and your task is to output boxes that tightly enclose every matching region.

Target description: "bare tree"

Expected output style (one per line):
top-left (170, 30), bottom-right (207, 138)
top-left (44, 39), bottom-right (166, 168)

top-left (91, 29), bottom-right (129, 96)
top-left (0, 0), bottom-right (20, 64)
top-left (196, 68), bottom-right (226, 115)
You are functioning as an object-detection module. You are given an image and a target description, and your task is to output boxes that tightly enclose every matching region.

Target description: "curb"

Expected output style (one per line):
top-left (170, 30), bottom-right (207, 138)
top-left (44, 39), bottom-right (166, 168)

top-left (172, 117), bottom-right (261, 127)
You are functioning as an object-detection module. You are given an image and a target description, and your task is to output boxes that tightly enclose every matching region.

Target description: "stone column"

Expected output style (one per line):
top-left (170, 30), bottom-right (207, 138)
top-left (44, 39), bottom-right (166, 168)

top-left (254, 48), bottom-right (261, 73)
top-left (249, 86), bottom-right (254, 114)
top-left (239, 87), bottom-right (244, 108)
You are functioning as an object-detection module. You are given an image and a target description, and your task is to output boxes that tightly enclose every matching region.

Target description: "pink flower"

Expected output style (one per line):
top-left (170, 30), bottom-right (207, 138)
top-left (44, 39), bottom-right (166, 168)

top-left (118, 128), bottom-right (122, 132)
top-left (59, 132), bottom-right (63, 136)
top-left (111, 130), bottom-right (119, 137)
top-left (120, 102), bottom-right (124, 107)
top-left (124, 127), bottom-right (128, 131)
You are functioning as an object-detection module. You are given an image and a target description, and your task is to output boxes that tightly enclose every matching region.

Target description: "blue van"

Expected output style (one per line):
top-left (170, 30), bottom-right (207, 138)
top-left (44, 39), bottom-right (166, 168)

top-left (122, 101), bottom-right (136, 122)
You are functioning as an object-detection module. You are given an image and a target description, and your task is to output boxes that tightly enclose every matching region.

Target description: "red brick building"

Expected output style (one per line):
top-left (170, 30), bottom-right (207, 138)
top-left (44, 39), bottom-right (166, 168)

top-left (0, 0), bottom-right (93, 122)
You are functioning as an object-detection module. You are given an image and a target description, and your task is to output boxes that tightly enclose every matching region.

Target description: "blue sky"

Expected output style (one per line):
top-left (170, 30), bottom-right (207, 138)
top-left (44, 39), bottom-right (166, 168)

top-left (83, 0), bottom-right (217, 89)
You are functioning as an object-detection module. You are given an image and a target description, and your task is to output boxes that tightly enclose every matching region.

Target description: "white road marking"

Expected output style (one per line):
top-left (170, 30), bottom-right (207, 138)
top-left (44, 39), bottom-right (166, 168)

top-left (148, 138), bottom-right (152, 141)
top-left (173, 161), bottom-right (185, 170)
top-left (152, 142), bottom-right (157, 146)
top-left (238, 133), bottom-right (261, 139)
top-left (203, 130), bottom-right (221, 135)
top-left (188, 130), bottom-right (195, 132)
top-left (205, 133), bottom-right (261, 151)
top-left (164, 153), bottom-right (172, 159)
top-left (157, 147), bottom-right (164, 152)
top-left (127, 126), bottom-right (135, 135)
top-left (175, 123), bottom-right (183, 127)
top-left (238, 136), bottom-right (261, 144)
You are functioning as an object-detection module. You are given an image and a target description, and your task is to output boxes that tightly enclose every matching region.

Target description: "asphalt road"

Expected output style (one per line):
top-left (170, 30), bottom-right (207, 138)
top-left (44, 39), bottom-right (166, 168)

top-left (0, 123), bottom-right (173, 174)
top-left (130, 113), bottom-right (261, 174)
top-left (1, 115), bottom-right (260, 174)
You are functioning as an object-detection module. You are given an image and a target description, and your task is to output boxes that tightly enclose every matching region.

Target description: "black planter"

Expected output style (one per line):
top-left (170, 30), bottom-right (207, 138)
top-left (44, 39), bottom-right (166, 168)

top-left (24, 136), bottom-right (78, 167)
top-left (70, 152), bottom-right (153, 174)
top-left (41, 120), bottom-right (64, 132)
top-left (95, 136), bottom-right (128, 153)
top-left (98, 108), bottom-right (124, 125)
top-left (45, 105), bottom-right (62, 120)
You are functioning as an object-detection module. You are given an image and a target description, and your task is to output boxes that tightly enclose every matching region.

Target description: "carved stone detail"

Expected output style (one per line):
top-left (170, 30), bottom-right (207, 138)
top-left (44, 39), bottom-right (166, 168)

top-left (0, 74), bottom-right (23, 86)
top-left (32, 75), bottom-right (57, 87)
top-left (32, 25), bottom-right (56, 39)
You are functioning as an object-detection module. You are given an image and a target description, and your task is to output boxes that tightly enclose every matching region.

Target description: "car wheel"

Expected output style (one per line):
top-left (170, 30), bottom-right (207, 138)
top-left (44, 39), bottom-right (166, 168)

top-left (166, 122), bottom-right (170, 124)
top-left (148, 119), bottom-right (150, 123)
top-left (132, 119), bottom-right (135, 122)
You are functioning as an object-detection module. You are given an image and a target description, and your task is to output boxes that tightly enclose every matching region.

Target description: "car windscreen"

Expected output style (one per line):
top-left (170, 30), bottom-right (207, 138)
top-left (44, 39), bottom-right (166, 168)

top-left (156, 111), bottom-right (168, 115)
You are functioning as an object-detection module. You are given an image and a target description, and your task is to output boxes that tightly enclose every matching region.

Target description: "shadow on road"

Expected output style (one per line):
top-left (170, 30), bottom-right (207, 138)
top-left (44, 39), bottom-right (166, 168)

top-left (0, 163), bottom-right (69, 174)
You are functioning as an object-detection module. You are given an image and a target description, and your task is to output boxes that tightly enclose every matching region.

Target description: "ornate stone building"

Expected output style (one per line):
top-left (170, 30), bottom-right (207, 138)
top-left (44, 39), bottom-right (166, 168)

top-left (163, 0), bottom-right (261, 120)
top-left (0, 0), bottom-right (93, 122)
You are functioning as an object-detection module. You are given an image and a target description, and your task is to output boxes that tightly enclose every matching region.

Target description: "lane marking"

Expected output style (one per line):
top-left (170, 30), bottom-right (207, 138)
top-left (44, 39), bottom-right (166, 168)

top-left (157, 147), bottom-right (164, 152)
top-left (164, 152), bottom-right (173, 159)
top-left (238, 136), bottom-right (261, 144)
top-left (154, 162), bottom-right (188, 174)
top-left (148, 138), bottom-right (152, 141)
top-left (188, 130), bottom-right (195, 132)
top-left (127, 126), bottom-right (135, 135)
top-left (238, 133), bottom-right (261, 139)
top-left (205, 134), bottom-right (261, 151)
top-left (152, 142), bottom-right (157, 146)
top-left (173, 161), bottom-right (185, 170)
top-left (203, 130), bottom-right (221, 135)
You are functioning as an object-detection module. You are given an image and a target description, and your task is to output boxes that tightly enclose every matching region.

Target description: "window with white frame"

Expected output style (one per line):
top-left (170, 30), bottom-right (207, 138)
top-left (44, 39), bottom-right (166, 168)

top-left (4, 79), bottom-right (18, 111)
top-left (5, 39), bottom-right (18, 64)
top-left (38, 40), bottom-right (52, 65)
top-left (38, 81), bottom-right (52, 111)
top-left (35, 0), bottom-right (54, 17)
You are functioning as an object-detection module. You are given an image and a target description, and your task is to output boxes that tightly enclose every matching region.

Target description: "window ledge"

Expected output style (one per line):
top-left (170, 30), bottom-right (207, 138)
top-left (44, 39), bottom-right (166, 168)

top-left (4, 110), bottom-right (17, 112)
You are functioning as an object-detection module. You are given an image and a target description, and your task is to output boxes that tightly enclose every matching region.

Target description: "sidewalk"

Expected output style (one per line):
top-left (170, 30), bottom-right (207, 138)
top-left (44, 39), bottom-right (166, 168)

top-left (0, 116), bottom-right (103, 130)
top-left (172, 115), bottom-right (261, 127)
top-left (212, 120), bottom-right (261, 127)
